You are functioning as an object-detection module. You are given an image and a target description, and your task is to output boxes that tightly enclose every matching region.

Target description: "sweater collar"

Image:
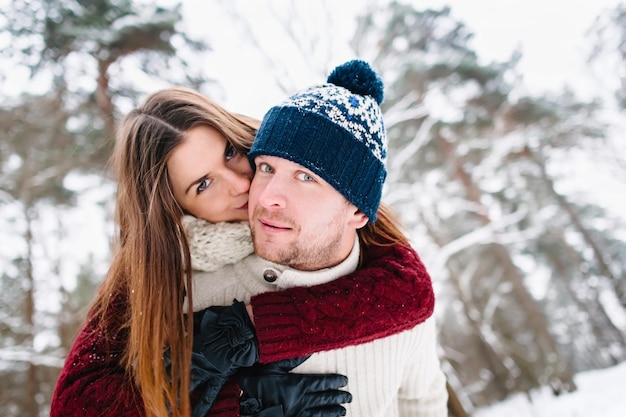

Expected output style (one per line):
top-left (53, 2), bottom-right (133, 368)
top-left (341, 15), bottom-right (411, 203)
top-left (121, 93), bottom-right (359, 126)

top-left (245, 235), bottom-right (360, 290)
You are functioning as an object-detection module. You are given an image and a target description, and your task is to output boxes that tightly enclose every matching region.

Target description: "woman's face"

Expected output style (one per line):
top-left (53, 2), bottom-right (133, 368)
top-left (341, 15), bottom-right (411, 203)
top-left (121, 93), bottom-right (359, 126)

top-left (167, 125), bottom-right (252, 222)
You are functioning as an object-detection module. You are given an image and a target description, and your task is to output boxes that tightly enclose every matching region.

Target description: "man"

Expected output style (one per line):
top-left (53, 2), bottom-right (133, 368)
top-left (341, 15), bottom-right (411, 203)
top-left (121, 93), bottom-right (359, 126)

top-left (190, 60), bottom-right (448, 417)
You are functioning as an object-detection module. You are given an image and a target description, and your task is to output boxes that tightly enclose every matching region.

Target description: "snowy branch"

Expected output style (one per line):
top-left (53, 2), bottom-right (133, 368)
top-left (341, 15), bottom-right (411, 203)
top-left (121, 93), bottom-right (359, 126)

top-left (431, 206), bottom-right (529, 272)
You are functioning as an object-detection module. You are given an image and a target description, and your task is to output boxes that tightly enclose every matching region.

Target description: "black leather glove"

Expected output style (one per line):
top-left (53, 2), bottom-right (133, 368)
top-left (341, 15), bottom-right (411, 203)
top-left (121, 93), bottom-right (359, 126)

top-left (239, 356), bottom-right (352, 417)
top-left (163, 349), bottom-right (223, 417)
top-left (164, 301), bottom-right (260, 417)
top-left (165, 348), bottom-right (245, 417)
top-left (193, 300), bottom-right (259, 374)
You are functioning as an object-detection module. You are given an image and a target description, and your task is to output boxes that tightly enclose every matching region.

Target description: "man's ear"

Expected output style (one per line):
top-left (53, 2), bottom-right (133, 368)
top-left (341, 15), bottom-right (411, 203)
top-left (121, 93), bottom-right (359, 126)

top-left (349, 208), bottom-right (369, 229)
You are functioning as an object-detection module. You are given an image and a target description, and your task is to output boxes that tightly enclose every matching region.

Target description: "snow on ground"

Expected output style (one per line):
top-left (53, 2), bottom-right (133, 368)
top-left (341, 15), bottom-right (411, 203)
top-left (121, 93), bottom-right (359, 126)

top-left (474, 361), bottom-right (626, 417)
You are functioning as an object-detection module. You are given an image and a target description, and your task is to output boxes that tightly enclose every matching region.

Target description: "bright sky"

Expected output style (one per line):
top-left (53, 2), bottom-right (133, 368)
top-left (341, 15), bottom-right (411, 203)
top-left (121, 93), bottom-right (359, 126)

top-left (1, 0), bottom-right (621, 116)
top-left (420, 0), bottom-right (622, 98)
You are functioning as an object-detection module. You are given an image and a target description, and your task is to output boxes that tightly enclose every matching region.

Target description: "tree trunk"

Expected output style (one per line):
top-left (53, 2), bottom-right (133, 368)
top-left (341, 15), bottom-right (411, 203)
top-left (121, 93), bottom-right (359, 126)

top-left (526, 146), bottom-right (625, 308)
top-left (551, 229), bottom-right (626, 365)
top-left (24, 208), bottom-right (38, 417)
top-left (436, 133), bottom-right (576, 392)
top-left (422, 213), bottom-right (511, 400)
top-left (97, 58), bottom-right (116, 140)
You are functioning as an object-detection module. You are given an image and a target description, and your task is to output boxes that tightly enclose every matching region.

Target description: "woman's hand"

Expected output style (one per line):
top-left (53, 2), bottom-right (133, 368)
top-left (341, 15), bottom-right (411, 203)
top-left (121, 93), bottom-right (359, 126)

top-left (238, 357), bottom-right (352, 417)
top-left (195, 301), bottom-right (259, 374)
top-left (174, 301), bottom-right (259, 417)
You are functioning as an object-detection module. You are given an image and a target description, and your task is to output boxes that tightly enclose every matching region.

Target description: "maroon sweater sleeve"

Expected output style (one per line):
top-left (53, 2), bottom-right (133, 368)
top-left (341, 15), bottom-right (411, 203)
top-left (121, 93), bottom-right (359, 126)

top-left (50, 315), bottom-right (145, 417)
top-left (251, 242), bottom-right (435, 363)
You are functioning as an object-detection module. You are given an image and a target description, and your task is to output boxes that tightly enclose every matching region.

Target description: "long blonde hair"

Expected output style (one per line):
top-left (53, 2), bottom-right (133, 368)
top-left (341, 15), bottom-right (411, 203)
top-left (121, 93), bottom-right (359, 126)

top-left (89, 87), bottom-right (259, 417)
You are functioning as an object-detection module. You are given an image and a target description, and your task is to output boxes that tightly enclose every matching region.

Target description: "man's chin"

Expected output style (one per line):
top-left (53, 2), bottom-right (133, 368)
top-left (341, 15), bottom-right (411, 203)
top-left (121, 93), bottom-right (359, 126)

top-left (254, 245), bottom-right (295, 265)
top-left (254, 247), bottom-right (280, 263)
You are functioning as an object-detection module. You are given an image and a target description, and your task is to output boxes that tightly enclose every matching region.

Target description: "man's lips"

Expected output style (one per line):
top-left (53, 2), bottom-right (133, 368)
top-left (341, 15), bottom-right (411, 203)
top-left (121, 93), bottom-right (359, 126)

top-left (238, 202), bottom-right (248, 210)
top-left (258, 218), bottom-right (292, 231)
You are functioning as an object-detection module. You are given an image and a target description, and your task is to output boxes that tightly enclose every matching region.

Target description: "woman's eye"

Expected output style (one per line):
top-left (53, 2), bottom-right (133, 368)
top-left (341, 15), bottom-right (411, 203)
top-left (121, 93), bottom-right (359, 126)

top-left (258, 163), bottom-right (273, 173)
top-left (225, 143), bottom-right (237, 160)
top-left (297, 172), bottom-right (314, 182)
top-left (197, 178), bottom-right (211, 193)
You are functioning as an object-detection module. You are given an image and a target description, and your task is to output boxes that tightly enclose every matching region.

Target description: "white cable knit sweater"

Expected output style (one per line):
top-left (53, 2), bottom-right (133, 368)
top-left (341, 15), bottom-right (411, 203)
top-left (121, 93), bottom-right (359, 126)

top-left (183, 217), bottom-right (448, 417)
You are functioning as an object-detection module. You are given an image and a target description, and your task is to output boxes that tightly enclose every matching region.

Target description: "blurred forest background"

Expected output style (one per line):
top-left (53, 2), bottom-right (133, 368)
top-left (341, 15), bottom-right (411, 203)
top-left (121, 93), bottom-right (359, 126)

top-left (1, 0), bottom-right (625, 416)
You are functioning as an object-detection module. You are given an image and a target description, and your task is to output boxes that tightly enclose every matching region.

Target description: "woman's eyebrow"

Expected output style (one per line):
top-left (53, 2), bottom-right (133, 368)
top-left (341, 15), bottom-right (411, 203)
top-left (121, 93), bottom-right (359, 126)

top-left (185, 174), bottom-right (208, 194)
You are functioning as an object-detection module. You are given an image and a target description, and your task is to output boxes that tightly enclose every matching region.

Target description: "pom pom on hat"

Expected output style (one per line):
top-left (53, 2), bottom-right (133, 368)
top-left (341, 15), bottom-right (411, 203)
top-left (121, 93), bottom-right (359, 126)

top-left (249, 59), bottom-right (387, 222)
top-left (327, 59), bottom-right (384, 105)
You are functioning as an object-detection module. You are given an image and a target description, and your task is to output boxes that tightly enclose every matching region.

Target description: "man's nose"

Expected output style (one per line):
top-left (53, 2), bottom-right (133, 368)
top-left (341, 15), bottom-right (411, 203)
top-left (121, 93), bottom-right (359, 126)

top-left (257, 175), bottom-right (287, 209)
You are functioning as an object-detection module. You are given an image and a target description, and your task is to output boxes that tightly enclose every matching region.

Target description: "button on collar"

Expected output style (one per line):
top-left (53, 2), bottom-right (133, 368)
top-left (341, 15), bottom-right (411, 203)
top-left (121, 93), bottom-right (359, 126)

top-left (263, 269), bottom-right (279, 283)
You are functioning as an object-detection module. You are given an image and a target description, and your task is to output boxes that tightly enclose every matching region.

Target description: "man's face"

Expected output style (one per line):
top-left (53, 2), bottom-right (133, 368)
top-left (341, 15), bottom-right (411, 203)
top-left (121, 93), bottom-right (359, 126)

top-left (248, 155), bottom-right (368, 271)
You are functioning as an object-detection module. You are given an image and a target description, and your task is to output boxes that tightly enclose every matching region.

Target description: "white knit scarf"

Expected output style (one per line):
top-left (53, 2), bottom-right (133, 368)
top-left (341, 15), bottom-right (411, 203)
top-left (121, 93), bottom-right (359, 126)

top-left (181, 215), bottom-right (254, 272)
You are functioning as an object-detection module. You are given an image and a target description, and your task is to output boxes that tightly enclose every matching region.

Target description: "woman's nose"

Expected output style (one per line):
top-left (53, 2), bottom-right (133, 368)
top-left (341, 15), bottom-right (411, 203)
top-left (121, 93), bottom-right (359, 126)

top-left (227, 168), bottom-right (251, 195)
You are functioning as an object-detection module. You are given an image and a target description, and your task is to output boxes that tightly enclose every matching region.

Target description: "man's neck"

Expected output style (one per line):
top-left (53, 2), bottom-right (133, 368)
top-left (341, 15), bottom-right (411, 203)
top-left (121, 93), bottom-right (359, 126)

top-left (257, 235), bottom-right (361, 290)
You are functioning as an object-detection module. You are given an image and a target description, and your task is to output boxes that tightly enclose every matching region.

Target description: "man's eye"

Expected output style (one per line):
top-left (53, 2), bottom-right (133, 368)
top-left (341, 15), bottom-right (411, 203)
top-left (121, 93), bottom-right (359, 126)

top-left (297, 172), bottom-right (314, 182)
top-left (225, 143), bottom-right (237, 160)
top-left (258, 163), bottom-right (273, 173)
top-left (197, 178), bottom-right (211, 193)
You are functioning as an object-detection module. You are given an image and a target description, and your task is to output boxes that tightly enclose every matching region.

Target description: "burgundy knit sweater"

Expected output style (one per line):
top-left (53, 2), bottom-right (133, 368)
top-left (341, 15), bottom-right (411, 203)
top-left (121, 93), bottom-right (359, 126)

top-left (50, 243), bottom-right (434, 416)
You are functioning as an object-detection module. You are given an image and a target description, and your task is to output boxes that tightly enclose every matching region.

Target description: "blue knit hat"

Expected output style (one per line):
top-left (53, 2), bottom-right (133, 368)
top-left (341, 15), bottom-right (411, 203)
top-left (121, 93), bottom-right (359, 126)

top-left (248, 59), bottom-right (387, 222)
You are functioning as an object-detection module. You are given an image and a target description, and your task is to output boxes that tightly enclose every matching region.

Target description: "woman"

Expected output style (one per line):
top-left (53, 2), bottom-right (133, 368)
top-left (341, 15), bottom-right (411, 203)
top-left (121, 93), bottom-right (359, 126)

top-left (50, 87), bottom-right (436, 417)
